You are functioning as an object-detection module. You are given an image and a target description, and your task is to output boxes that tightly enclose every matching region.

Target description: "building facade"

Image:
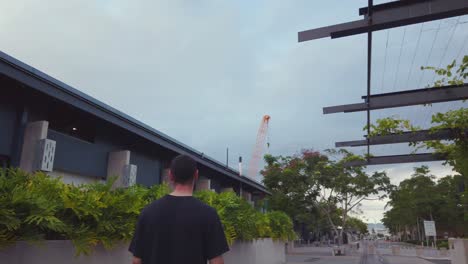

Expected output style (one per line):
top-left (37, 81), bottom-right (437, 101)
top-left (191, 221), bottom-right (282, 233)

top-left (0, 51), bottom-right (268, 200)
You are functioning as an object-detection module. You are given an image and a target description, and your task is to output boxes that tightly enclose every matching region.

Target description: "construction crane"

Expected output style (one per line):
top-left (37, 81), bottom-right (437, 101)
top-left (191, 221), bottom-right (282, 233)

top-left (248, 115), bottom-right (270, 181)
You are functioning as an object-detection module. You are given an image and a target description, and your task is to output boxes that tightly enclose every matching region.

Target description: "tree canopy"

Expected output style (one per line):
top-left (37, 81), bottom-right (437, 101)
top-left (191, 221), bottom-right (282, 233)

top-left (382, 166), bottom-right (467, 240)
top-left (262, 149), bottom-right (391, 244)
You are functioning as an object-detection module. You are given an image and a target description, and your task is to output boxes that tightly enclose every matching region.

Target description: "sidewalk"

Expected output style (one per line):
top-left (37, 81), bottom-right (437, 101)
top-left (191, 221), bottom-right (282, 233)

top-left (287, 245), bottom-right (359, 264)
top-left (381, 255), bottom-right (449, 264)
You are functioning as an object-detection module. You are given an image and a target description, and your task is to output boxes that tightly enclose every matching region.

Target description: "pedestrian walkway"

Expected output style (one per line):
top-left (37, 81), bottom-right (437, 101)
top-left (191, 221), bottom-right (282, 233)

top-left (287, 245), bottom-right (359, 264)
top-left (286, 241), bottom-right (451, 264)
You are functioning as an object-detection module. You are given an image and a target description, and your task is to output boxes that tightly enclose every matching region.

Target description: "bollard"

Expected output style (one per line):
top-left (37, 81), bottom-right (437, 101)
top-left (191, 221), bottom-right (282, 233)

top-left (368, 244), bottom-right (375, 254)
top-left (415, 246), bottom-right (423, 257)
top-left (391, 245), bottom-right (400, 255)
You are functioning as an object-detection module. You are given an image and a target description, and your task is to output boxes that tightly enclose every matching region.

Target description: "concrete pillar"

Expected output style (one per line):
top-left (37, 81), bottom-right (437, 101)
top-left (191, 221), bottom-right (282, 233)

top-left (19, 121), bottom-right (48, 173)
top-left (161, 168), bottom-right (170, 184)
top-left (161, 168), bottom-right (174, 190)
top-left (242, 191), bottom-right (252, 201)
top-left (450, 239), bottom-right (468, 264)
top-left (195, 178), bottom-right (211, 191)
top-left (107, 150), bottom-right (130, 188)
top-left (221, 187), bottom-right (234, 193)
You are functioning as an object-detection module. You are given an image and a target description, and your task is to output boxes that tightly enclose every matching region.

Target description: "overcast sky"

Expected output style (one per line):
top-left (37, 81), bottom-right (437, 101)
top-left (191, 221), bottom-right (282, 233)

top-left (1, 0), bottom-right (467, 222)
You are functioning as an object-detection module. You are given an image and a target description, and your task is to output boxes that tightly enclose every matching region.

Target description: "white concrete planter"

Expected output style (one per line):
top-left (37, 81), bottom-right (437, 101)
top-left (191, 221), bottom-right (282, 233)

top-left (450, 238), bottom-right (468, 264)
top-left (224, 238), bottom-right (286, 264)
top-left (0, 238), bottom-right (285, 264)
top-left (0, 241), bottom-right (132, 264)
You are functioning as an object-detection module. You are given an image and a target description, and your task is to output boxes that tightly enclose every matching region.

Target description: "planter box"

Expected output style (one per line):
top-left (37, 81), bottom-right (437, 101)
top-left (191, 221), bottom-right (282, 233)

top-left (1, 239), bottom-right (285, 264)
top-left (450, 238), bottom-right (468, 264)
top-left (224, 238), bottom-right (286, 264)
top-left (0, 241), bottom-right (132, 264)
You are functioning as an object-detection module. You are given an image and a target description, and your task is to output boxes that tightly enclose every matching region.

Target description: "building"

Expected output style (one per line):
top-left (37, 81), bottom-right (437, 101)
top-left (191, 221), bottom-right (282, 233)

top-left (0, 50), bottom-right (268, 201)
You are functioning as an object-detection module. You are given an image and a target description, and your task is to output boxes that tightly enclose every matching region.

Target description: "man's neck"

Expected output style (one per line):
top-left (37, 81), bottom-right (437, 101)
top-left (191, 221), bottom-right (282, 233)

top-left (170, 183), bottom-right (194, 196)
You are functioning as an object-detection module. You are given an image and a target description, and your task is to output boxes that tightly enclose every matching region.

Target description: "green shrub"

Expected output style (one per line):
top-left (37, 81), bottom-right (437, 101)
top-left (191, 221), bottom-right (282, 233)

top-left (437, 240), bottom-right (449, 250)
top-left (195, 190), bottom-right (296, 244)
top-left (0, 169), bottom-right (169, 255)
top-left (0, 169), bottom-right (295, 255)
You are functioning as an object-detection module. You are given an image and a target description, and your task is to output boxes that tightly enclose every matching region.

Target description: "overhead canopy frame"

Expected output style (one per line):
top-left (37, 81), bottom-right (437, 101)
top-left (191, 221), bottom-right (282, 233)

top-left (335, 129), bottom-right (463, 147)
top-left (299, 0), bottom-right (468, 166)
top-left (299, 0), bottom-right (468, 42)
top-left (323, 84), bottom-right (468, 114)
top-left (344, 153), bottom-right (446, 167)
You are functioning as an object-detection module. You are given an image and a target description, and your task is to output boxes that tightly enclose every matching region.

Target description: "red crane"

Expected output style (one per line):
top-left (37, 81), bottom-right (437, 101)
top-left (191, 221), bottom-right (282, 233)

top-left (248, 115), bottom-right (270, 181)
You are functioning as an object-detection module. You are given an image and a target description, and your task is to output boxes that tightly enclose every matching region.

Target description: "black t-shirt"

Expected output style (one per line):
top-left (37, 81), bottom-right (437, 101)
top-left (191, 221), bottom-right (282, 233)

top-left (129, 195), bottom-right (229, 264)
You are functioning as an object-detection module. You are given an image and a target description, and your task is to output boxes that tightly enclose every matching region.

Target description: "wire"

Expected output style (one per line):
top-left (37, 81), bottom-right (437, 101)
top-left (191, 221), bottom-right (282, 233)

top-left (405, 23), bottom-right (424, 91)
top-left (393, 27), bottom-right (407, 92)
top-left (380, 30), bottom-right (390, 93)
top-left (455, 27), bottom-right (468, 60)
top-left (417, 20), bottom-right (442, 89)
top-left (431, 18), bottom-right (460, 84)
top-left (422, 19), bottom-right (462, 128)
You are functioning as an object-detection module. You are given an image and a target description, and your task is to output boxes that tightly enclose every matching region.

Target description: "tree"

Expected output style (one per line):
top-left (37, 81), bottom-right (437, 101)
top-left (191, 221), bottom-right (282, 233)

top-left (312, 149), bottom-right (392, 245)
top-left (262, 149), bottom-right (392, 245)
top-left (262, 150), bottom-right (327, 239)
top-left (383, 166), bottom-right (467, 239)
top-left (347, 217), bottom-right (368, 235)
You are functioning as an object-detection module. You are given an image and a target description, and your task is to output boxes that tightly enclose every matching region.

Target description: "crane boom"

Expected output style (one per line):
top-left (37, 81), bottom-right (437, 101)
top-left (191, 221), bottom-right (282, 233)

top-left (248, 115), bottom-right (270, 181)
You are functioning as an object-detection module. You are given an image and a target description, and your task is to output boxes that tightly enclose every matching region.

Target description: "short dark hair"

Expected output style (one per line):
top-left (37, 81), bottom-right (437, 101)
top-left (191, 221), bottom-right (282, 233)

top-left (170, 155), bottom-right (197, 184)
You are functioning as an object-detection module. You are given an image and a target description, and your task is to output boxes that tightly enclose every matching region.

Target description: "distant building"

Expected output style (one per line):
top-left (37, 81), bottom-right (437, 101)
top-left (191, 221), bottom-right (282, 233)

top-left (367, 223), bottom-right (390, 238)
top-left (0, 51), bottom-right (268, 202)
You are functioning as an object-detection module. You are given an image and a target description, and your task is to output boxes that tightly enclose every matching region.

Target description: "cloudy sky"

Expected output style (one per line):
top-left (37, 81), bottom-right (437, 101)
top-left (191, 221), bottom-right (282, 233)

top-left (1, 0), bottom-right (467, 222)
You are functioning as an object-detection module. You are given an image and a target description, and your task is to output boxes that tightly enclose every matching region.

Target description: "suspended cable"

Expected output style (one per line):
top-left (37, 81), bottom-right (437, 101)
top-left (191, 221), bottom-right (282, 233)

top-left (392, 27), bottom-right (407, 91)
top-left (423, 19), bottom-right (463, 128)
top-left (380, 30), bottom-right (390, 93)
top-left (431, 18), bottom-right (460, 84)
top-left (417, 20), bottom-right (442, 89)
top-left (455, 27), bottom-right (468, 60)
top-left (404, 23), bottom-right (424, 90)
top-left (416, 21), bottom-right (442, 131)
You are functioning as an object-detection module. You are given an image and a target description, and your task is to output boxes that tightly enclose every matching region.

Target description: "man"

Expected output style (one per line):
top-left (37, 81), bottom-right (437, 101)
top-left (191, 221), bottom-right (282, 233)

top-left (129, 154), bottom-right (229, 264)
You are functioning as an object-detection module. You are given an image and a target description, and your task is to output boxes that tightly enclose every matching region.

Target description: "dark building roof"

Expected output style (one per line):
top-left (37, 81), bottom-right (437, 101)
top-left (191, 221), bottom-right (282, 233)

top-left (0, 50), bottom-right (269, 194)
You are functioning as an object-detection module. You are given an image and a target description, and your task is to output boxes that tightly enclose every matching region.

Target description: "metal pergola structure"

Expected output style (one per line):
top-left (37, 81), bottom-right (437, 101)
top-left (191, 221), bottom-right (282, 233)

top-left (335, 129), bottom-right (465, 147)
top-left (298, 0), bottom-right (468, 166)
top-left (323, 84), bottom-right (468, 114)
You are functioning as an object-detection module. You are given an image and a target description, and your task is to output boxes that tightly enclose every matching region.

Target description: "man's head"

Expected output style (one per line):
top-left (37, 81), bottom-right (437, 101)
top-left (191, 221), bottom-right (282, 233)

top-left (169, 155), bottom-right (198, 185)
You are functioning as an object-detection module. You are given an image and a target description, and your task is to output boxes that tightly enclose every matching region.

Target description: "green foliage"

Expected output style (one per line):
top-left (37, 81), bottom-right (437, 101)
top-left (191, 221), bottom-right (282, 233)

top-left (364, 116), bottom-right (420, 137)
top-left (346, 217), bottom-right (368, 234)
top-left (195, 190), bottom-right (296, 244)
top-left (422, 55), bottom-right (468, 87)
top-left (262, 149), bottom-right (392, 245)
top-left (0, 169), bottom-right (170, 255)
top-left (262, 151), bottom-right (327, 237)
top-left (0, 169), bottom-right (295, 255)
top-left (365, 56), bottom-right (468, 178)
top-left (423, 108), bottom-right (468, 178)
top-left (382, 167), bottom-right (467, 239)
top-left (371, 58), bottom-right (468, 239)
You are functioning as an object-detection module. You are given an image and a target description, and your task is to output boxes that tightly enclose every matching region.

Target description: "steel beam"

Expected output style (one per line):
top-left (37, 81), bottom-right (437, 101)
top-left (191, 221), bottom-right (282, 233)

top-left (323, 84), bottom-right (468, 114)
top-left (336, 129), bottom-right (460, 147)
top-left (344, 153), bottom-right (446, 167)
top-left (298, 0), bottom-right (468, 42)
